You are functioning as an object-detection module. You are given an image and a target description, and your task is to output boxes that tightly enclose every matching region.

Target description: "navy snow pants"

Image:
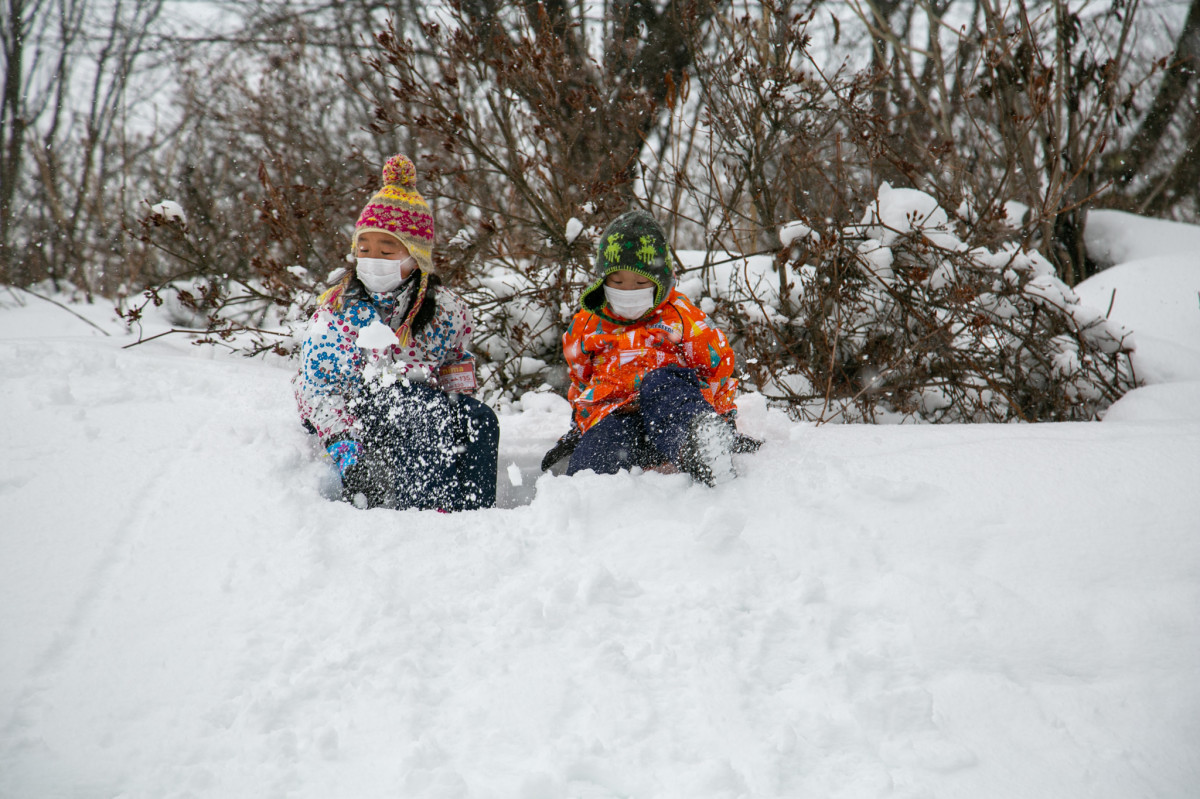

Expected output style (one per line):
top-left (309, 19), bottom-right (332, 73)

top-left (352, 381), bottom-right (499, 511)
top-left (567, 365), bottom-right (713, 476)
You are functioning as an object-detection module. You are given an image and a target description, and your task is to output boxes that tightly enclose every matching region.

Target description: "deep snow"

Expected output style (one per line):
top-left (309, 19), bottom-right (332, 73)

top-left (2, 210), bottom-right (1199, 799)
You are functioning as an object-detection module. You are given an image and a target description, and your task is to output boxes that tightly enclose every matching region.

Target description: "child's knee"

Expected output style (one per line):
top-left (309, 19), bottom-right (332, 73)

top-left (566, 446), bottom-right (625, 476)
top-left (640, 364), bottom-right (699, 393)
top-left (466, 398), bottom-right (499, 431)
top-left (566, 414), bottom-right (643, 475)
top-left (459, 398), bottom-right (500, 447)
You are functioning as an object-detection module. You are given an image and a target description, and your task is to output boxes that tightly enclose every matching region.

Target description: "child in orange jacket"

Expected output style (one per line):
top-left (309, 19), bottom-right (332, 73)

top-left (543, 210), bottom-right (758, 484)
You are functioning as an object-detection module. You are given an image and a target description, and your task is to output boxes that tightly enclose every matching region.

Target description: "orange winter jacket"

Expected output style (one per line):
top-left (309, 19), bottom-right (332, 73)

top-left (563, 288), bottom-right (739, 432)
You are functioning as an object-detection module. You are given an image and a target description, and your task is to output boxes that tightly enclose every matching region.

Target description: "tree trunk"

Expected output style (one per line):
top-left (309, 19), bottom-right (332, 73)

top-left (1110, 0), bottom-right (1200, 186)
top-left (0, 0), bottom-right (35, 281)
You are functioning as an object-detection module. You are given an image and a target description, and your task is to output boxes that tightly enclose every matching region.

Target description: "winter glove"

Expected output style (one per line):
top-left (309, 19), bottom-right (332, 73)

top-left (541, 426), bottom-right (582, 472)
top-left (721, 412), bottom-right (763, 454)
top-left (327, 439), bottom-right (380, 508)
top-left (732, 431), bottom-right (763, 454)
top-left (339, 460), bottom-right (378, 508)
top-left (326, 439), bottom-right (363, 477)
top-left (328, 439), bottom-right (393, 506)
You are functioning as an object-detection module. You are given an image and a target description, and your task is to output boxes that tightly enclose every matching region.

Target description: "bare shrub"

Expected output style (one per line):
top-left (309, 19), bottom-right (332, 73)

top-left (112, 0), bottom-right (1148, 424)
top-left (360, 0), bottom-right (720, 397)
top-left (730, 185), bottom-right (1137, 422)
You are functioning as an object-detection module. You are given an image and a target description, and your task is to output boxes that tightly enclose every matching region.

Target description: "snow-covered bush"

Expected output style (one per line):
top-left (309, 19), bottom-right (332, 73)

top-left (722, 184), bottom-right (1138, 423)
top-left (109, 2), bottom-right (1143, 423)
top-left (458, 259), bottom-right (577, 401)
top-left (119, 163), bottom-right (352, 356)
top-left (122, 182), bottom-right (1139, 427)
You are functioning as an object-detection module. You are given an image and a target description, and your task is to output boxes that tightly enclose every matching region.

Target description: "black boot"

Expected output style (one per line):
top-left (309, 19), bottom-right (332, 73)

top-left (677, 412), bottom-right (736, 486)
top-left (340, 445), bottom-right (398, 509)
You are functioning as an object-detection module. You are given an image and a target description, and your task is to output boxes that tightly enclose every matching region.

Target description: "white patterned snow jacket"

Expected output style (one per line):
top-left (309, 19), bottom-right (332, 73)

top-left (294, 275), bottom-right (475, 444)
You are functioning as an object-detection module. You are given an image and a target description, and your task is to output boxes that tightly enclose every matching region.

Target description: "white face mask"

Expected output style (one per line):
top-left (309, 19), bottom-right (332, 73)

top-left (356, 256), bottom-right (415, 294)
top-left (604, 285), bottom-right (656, 320)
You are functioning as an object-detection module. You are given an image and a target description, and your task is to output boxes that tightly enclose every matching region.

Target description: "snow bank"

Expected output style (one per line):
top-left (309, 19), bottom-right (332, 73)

top-left (2, 285), bottom-right (1200, 798)
top-left (1086, 209), bottom-right (1200, 267)
top-left (1103, 381), bottom-right (1200, 422)
top-left (1076, 258), bottom-right (1200, 384)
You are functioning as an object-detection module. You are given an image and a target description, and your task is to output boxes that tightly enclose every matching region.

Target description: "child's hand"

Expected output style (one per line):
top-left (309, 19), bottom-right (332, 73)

top-left (645, 326), bottom-right (683, 347)
top-left (327, 439), bottom-right (362, 477)
top-left (582, 326), bottom-right (681, 356)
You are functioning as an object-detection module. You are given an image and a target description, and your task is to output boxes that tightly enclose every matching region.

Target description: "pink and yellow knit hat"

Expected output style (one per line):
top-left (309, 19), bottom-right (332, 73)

top-left (353, 154), bottom-right (435, 272)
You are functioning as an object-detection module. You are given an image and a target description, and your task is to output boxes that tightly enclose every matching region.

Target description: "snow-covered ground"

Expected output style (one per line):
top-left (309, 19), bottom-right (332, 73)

top-left (2, 210), bottom-right (1199, 798)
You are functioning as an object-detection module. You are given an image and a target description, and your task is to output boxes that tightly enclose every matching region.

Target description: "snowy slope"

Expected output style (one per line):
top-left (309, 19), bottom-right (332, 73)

top-left (2, 210), bottom-right (1200, 799)
top-left (1078, 209), bottom-right (1200, 386)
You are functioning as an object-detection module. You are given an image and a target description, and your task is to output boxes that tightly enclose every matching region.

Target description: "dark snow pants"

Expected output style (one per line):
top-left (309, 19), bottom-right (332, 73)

top-left (352, 381), bottom-right (499, 511)
top-left (567, 365), bottom-right (713, 476)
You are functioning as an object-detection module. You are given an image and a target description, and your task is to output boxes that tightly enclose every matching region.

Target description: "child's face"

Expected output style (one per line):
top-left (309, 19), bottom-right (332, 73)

top-left (604, 270), bottom-right (653, 290)
top-left (356, 231), bottom-right (411, 261)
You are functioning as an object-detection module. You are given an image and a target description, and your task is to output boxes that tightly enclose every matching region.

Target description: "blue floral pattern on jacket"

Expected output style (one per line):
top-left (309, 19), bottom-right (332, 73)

top-left (294, 275), bottom-right (475, 443)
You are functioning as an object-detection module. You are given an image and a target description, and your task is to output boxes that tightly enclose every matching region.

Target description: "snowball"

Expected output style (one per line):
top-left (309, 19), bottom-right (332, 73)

top-left (355, 320), bottom-right (398, 350)
top-left (507, 462), bottom-right (523, 487)
top-left (361, 361), bottom-right (399, 387)
top-left (565, 218), bottom-right (584, 244)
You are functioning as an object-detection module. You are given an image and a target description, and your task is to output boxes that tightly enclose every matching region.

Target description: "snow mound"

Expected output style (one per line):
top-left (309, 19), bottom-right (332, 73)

top-left (1103, 381), bottom-right (1200, 422)
top-left (859, 183), bottom-right (953, 247)
top-left (1076, 257), bottom-right (1200, 384)
top-left (1086, 209), bottom-right (1200, 267)
top-left (779, 220), bottom-right (813, 248)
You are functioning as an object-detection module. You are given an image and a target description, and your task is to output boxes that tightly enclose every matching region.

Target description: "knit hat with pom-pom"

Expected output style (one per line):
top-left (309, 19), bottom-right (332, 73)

top-left (354, 154), bottom-right (435, 272)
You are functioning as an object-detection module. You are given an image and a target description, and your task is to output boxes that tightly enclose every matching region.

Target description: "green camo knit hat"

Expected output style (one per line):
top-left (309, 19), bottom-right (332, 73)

top-left (580, 210), bottom-right (675, 321)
